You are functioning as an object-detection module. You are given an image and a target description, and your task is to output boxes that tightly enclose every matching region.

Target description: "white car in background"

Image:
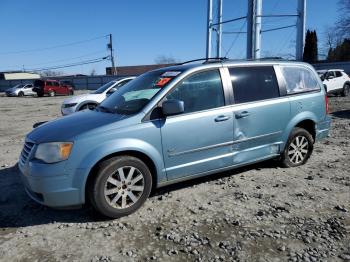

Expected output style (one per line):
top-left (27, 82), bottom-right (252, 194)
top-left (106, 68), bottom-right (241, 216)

top-left (5, 84), bottom-right (36, 97)
top-left (317, 69), bottom-right (350, 96)
top-left (61, 77), bottom-right (135, 115)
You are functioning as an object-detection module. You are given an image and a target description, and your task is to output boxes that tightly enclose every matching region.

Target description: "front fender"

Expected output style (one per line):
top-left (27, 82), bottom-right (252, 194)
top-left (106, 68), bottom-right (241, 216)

top-left (72, 138), bottom-right (166, 202)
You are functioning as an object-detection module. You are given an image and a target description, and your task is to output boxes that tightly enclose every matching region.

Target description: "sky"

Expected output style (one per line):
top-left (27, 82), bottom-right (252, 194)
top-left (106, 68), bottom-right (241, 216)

top-left (0, 0), bottom-right (339, 75)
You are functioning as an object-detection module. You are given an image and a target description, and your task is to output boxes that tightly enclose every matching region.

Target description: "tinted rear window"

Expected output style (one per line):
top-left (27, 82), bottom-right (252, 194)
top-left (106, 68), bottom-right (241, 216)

top-left (229, 66), bottom-right (280, 104)
top-left (34, 80), bottom-right (44, 87)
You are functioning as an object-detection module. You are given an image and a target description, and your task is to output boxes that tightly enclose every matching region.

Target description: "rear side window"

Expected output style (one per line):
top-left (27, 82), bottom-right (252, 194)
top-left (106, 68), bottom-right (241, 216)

top-left (166, 70), bottom-right (225, 114)
top-left (335, 71), bottom-right (342, 77)
top-left (281, 66), bottom-right (320, 94)
top-left (229, 66), bottom-right (279, 104)
top-left (53, 82), bottom-right (59, 87)
top-left (46, 81), bottom-right (52, 86)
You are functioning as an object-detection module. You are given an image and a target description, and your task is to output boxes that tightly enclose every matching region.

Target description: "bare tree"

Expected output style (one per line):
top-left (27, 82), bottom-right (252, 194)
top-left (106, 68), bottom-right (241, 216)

top-left (336, 0), bottom-right (350, 39)
top-left (90, 69), bottom-right (97, 76)
top-left (154, 55), bottom-right (178, 64)
top-left (40, 70), bottom-right (64, 77)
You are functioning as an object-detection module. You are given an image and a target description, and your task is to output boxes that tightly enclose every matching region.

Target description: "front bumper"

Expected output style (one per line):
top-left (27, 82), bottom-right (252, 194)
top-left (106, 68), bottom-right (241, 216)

top-left (315, 116), bottom-right (331, 141)
top-left (61, 106), bottom-right (77, 116)
top-left (19, 148), bottom-right (85, 207)
top-left (6, 92), bottom-right (17, 97)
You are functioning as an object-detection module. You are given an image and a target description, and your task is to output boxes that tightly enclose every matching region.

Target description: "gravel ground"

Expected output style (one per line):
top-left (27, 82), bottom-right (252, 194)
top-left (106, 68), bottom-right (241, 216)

top-left (0, 92), bottom-right (349, 262)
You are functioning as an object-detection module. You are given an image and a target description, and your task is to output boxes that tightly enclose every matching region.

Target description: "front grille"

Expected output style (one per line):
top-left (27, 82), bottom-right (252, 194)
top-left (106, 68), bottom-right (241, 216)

top-left (19, 141), bottom-right (35, 166)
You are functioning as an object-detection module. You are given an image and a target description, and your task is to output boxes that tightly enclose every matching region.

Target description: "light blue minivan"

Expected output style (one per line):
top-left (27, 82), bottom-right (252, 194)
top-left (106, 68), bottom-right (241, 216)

top-left (19, 60), bottom-right (331, 218)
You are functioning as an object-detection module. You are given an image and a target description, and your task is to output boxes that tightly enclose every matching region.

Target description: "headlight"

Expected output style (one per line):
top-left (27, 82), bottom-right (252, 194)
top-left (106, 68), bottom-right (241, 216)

top-left (62, 103), bottom-right (77, 108)
top-left (35, 142), bottom-right (73, 163)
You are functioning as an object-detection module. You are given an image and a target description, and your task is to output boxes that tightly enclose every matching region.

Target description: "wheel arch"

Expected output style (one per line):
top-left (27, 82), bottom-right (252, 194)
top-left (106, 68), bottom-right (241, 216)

top-left (282, 113), bottom-right (317, 151)
top-left (76, 100), bottom-right (98, 111)
top-left (84, 149), bottom-right (159, 205)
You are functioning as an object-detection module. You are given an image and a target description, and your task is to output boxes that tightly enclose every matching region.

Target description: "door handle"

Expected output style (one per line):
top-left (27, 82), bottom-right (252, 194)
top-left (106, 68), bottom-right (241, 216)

top-left (215, 115), bottom-right (230, 122)
top-left (235, 111), bottom-right (250, 119)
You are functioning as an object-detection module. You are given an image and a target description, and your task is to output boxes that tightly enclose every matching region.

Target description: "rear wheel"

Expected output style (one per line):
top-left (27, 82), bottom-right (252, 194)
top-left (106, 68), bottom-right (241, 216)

top-left (280, 127), bottom-right (314, 167)
top-left (342, 84), bottom-right (350, 97)
top-left (49, 90), bottom-right (55, 97)
top-left (69, 90), bottom-right (74, 96)
top-left (18, 91), bottom-right (24, 97)
top-left (89, 156), bottom-right (152, 218)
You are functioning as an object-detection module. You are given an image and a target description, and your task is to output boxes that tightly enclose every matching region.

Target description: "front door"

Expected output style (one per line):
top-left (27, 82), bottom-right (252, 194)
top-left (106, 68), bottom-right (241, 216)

top-left (160, 69), bottom-right (234, 180)
top-left (228, 66), bottom-right (290, 164)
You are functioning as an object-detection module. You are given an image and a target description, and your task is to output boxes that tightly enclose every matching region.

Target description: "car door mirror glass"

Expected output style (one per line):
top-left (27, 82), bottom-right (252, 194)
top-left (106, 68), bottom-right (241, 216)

top-left (162, 99), bottom-right (184, 116)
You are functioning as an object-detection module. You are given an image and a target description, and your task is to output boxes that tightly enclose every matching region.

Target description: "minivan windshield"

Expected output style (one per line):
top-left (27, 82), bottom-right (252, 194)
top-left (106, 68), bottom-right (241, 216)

top-left (98, 69), bottom-right (182, 115)
top-left (92, 81), bottom-right (117, 94)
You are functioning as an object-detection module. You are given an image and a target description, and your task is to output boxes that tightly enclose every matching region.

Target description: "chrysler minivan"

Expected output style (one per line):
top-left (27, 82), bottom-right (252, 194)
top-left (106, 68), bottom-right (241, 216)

top-left (19, 60), bottom-right (331, 218)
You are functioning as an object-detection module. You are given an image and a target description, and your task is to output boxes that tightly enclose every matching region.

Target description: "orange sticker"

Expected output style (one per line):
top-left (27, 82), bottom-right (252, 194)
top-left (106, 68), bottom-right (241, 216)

top-left (156, 77), bottom-right (172, 87)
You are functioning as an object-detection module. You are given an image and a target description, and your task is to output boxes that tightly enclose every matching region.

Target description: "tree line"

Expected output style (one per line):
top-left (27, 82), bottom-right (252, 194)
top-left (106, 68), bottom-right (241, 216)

top-left (303, 0), bottom-right (349, 63)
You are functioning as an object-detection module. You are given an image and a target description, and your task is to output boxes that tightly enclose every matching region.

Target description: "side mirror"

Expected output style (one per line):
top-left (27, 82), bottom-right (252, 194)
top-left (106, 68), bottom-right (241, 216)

top-left (162, 99), bottom-right (184, 116)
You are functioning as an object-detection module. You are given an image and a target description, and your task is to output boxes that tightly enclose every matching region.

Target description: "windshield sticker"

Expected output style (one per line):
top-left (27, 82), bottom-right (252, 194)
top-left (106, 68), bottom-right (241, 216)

top-left (161, 71), bottom-right (181, 77)
top-left (156, 77), bottom-right (172, 87)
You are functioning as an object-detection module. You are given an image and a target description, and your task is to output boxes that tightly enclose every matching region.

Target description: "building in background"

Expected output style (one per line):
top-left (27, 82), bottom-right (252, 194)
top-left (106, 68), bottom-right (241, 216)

top-left (106, 63), bottom-right (177, 76)
top-left (0, 71), bottom-right (40, 80)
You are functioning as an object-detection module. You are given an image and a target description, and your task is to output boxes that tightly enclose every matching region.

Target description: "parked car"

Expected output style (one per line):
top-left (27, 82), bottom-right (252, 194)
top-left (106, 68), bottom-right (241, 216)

top-left (317, 69), bottom-right (350, 96)
top-left (33, 79), bottom-right (74, 97)
top-left (60, 80), bottom-right (75, 89)
top-left (5, 84), bottom-right (36, 97)
top-left (61, 77), bottom-right (135, 115)
top-left (19, 60), bottom-right (331, 218)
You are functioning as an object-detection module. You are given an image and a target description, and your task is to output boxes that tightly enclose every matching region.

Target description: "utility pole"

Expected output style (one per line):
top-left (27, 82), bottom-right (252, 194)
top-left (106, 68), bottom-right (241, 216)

top-left (108, 33), bottom-right (116, 75)
top-left (247, 0), bottom-right (254, 59)
top-left (206, 0), bottom-right (213, 59)
top-left (254, 0), bottom-right (262, 59)
top-left (247, 0), bottom-right (262, 59)
top-left (296, 0), bottom-right (306, 61)
top-left (216, 0), bottom-right (223, 58)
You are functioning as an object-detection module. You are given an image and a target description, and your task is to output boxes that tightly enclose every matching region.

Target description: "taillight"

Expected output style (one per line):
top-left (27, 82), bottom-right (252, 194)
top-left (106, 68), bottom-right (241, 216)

top-left (325, 94), bottom-right (329, 114)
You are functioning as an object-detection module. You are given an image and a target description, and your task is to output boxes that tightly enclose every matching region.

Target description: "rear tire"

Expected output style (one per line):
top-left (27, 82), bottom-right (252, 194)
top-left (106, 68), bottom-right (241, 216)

top-left (18, 91), bottom-right (24, 97)
top-left (69, 90), bottom-right (74, 96)
top-left (280, 127), bottom-right (314, 168)
top-left (342, 84), bottom-right (350, 97)
top-left (88, 156), bottom-right (152, 219)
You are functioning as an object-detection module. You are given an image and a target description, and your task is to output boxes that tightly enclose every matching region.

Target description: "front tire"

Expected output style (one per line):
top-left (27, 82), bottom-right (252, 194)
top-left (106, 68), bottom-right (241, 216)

top-left (342, 84), bottom-right (350, 97)
top-left (89, 156), bottom-right (152, 219)
top-left (79, 103), bottom-right (97, 111)
top-left (280, 127), bottom-right (314, 167)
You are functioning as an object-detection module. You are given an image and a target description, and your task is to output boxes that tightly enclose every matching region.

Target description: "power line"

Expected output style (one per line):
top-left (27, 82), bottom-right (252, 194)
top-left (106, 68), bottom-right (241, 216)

top-left (0, 35), bottom-right (109, 55)
top-left (28, 56), bottom-right (109, 72)
top-left (224, 19), bottom-right (247, 57)
top-left (26, 50), bottom-right (107, 67)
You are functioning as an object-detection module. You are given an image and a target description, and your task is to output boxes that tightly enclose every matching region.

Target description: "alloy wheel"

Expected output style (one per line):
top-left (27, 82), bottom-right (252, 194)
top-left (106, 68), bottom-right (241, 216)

top-left (287, 135), bottom-right (309, 164)
top-left (104, 166), bottom-right (145, 209)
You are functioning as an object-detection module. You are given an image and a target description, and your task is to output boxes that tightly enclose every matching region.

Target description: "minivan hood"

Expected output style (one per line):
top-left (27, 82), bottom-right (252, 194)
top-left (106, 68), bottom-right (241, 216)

top-left (28, 110), bottom-right (128, 143)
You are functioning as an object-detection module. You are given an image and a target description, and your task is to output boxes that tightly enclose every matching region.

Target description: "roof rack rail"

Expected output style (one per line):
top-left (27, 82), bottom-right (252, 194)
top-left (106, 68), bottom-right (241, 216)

top-left (180, 57), bottom-right (228, 65)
